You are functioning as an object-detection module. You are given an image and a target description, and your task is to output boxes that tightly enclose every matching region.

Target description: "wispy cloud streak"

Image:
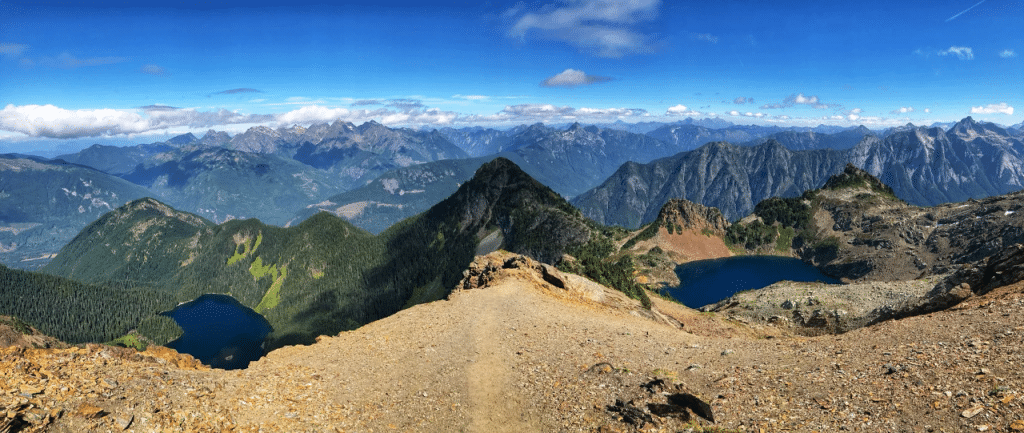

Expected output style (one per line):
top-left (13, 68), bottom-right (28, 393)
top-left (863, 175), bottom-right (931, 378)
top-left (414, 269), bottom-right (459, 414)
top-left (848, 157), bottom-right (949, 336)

top-left (946, 0), bottom-right (986, 22)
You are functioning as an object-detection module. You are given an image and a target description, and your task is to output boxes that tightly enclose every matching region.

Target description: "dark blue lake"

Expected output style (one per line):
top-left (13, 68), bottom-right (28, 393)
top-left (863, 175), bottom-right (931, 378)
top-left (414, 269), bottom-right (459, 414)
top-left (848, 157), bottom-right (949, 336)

top-left (162, 294), bottom-right (272, 370)
top-left (667, 256), bottom-right (840, 308)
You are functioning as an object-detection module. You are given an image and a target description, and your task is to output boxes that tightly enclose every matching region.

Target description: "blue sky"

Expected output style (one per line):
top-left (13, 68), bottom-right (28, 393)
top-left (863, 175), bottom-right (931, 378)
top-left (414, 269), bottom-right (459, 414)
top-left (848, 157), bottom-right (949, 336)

top-left (1, 0), bottom-right (1022, 146)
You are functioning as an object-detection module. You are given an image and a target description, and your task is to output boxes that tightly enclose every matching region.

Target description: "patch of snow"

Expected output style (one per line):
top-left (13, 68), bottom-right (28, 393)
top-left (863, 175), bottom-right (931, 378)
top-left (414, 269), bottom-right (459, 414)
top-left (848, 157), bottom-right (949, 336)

top-left (306, 200), bottom-right (337, 209)
top-left (381, 178), bottom-right (400, 194)
top-left (1007, 210), bottom-right (1016, 216)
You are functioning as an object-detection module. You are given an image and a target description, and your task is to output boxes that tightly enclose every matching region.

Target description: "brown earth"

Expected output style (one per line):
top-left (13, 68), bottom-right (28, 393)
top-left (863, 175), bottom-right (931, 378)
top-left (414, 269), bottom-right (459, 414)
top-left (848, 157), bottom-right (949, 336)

top-left (630, 227), bottom-right (735, 288)
top-left (2, 252), bottom-right (1023, 432)
top-left (623, 198), bottom-right (736, 287)
top-left (0, 317), bottom-right (66, 350)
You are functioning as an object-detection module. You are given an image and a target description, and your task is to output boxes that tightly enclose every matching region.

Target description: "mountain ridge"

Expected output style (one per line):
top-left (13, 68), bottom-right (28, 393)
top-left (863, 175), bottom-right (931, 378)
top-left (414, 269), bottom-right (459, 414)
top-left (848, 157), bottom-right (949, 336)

top-left (576, 117), bottom-right (1024, 229)
top-left (41, 157), bottom-right (626, 349)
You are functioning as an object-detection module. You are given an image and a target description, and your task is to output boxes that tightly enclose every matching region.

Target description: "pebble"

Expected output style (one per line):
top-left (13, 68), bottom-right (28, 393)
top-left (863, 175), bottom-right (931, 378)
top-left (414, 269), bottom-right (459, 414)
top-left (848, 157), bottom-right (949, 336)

top-left (962, 405), bottom-right (985, 419)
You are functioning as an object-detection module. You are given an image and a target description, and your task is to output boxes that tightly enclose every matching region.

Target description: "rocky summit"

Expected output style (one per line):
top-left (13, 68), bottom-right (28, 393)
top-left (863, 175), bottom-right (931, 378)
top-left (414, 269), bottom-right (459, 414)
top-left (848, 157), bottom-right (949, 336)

top-left (2, 252), bottom-right (1023, 432)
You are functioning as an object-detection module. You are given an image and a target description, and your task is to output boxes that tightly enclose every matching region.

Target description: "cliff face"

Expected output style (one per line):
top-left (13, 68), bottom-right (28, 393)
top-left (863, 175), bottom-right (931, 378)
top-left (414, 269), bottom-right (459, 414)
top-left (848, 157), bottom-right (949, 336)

top-left (572, 140), bottom-right (848, 228)
top-left (575, 117), bottom-right (1024, 231)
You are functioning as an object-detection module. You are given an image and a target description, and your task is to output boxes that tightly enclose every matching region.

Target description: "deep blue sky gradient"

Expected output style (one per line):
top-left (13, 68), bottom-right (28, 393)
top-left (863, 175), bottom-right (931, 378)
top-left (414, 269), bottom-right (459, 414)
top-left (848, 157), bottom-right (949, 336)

top-left (1, 0), bottom-right (1021, 146)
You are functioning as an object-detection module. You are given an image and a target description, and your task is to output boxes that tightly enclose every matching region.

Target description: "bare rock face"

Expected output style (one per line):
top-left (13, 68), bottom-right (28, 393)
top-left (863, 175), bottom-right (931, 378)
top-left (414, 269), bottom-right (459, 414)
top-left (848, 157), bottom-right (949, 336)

top-left (799, 170), bottom-right (1024, 283)
top-left (655, 199), bottom-right (729, 236)
top-left (455, 252), bottom-right (565, 293)
top-left (875, 243), bottom-right (1024, 322)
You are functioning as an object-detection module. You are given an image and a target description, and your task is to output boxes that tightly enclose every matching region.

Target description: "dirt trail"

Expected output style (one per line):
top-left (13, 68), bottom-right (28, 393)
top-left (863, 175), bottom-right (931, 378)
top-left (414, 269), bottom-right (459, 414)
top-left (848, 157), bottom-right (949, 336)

top-left (3, 252), bottom-right (1023, 432)
top-left (465, 282), bottom-right (525, 433)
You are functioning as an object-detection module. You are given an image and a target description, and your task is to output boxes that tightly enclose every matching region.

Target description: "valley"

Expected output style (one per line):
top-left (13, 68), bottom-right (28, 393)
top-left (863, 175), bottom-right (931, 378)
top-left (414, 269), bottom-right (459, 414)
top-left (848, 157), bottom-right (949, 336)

top-left (3, 120), bottom-right (1024, 432)
top-left (5, 2), bottom-right (1024, 431)
top-left (5, 116), bottom-right (1022, 272)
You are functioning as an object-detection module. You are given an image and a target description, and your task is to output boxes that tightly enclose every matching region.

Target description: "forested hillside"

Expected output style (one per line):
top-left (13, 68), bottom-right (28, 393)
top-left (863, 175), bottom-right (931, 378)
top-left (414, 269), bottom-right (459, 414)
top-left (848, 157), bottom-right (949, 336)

top-left (41, 158), bottom-right (643, 349)
top-left (0, 264), bottom-right (174, 344)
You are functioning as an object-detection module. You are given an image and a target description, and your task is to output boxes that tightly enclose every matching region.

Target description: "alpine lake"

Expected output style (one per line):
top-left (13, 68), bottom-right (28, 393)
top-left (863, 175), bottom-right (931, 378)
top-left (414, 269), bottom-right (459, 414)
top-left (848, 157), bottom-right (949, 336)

top-left (160, 257), bottom-right (836, 368)
top-left (666, 256), bottom-right (840, 309)
top-left (161, 294), bottom-right (272, 370)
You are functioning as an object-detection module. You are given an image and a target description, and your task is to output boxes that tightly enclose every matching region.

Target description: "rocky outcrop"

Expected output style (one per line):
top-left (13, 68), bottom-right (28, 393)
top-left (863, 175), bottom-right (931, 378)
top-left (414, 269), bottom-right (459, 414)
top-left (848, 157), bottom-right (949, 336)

top-left (0, 344), bottom-right (207, 432)
top-left (799, 184), bottom-right (1024, 282)
top-left (452, 252), bottom-right (679, 327)
top-left (821, 163), bottom-right (898, 198)
top-left (455, 253), bottom-right (566, 293)
top-left (868, 243), bottom-right (1024, 324)
top-left (656, 199), bottom-right (729, 235)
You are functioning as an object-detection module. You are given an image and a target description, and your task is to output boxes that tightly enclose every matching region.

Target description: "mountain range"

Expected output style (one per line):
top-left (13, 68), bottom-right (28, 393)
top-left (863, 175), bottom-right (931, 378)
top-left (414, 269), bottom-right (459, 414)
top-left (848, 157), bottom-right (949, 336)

top-left (0, 154), bottom-right (152, 269)
top-left (296, 123), bottom-right (699, 232)
top-left (121, 146), bottom-right (345, 225)
top-left (575, 117), bottom-right (1024, 228)
top-left (6, 116), bottom-right (1024, 271)
top-left (572, 140), bottom-right (849, 227)
top-left (40, 158), bottom-right (627, 349)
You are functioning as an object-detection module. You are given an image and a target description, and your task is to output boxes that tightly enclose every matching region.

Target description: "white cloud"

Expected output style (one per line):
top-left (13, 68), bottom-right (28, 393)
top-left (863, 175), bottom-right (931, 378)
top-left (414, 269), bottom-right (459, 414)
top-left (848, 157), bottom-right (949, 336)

top-left (761, 93), bottom-right (831, 110)
top-left (541, 69), bottom-right (612, 87)
top-left (575, 107), bottom-right (646, 116)
top-left (733, 97), bottom-right (753, 104)
top-left (40, 53), bottom-right (127, 68)
top-left (276, 105), bottom-right (461, 126)
top-left (760, 93), bottom-right (831, 110)
top-left (0, 104), bottom-right (273, 139)
top-left (890, 106), bottom-right (914, 114)
top-left (924, 108), bottom-right (931, 113)
top-left (939, 46), bottom-right (973, 60)
top-left (1000, 49), bottom-right (1017, 58)
top-left (467, 103), bottom-right (650, 124)
top-left (0, 105), bottom-right (149, 138)
top-left (970, 102), bottom-right (1014, 115)
top-left (692, 33), bottom-right (718, 43)
top-left (500, 104), bottom-right (575, 117)
top-left (508, 0), bottom-right (661, 57)
top-left (843, 108), bottom-right (864, 121)
top-left (1, 101), bottom-right (664, 138)
top-left (727, 110), bottom-right (765, 118)
top-left (277, 105), bottom-right (352, 124)
top-left (665, 104), bottom-right (701, 116)
top-left (140, 64), bottom-right (166, 75)
top-left (0, 43), bottom-right (28, 56)
top-left (790, 94), bottom-right (819, 105)
top-left (452, 94), bottom-right (489, 100)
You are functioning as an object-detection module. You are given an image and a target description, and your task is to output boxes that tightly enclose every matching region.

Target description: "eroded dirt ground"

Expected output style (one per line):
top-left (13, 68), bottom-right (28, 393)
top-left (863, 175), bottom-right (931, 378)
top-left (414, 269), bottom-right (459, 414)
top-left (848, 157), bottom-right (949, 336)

top-left (2, 253), bottom-right (1023, 432)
